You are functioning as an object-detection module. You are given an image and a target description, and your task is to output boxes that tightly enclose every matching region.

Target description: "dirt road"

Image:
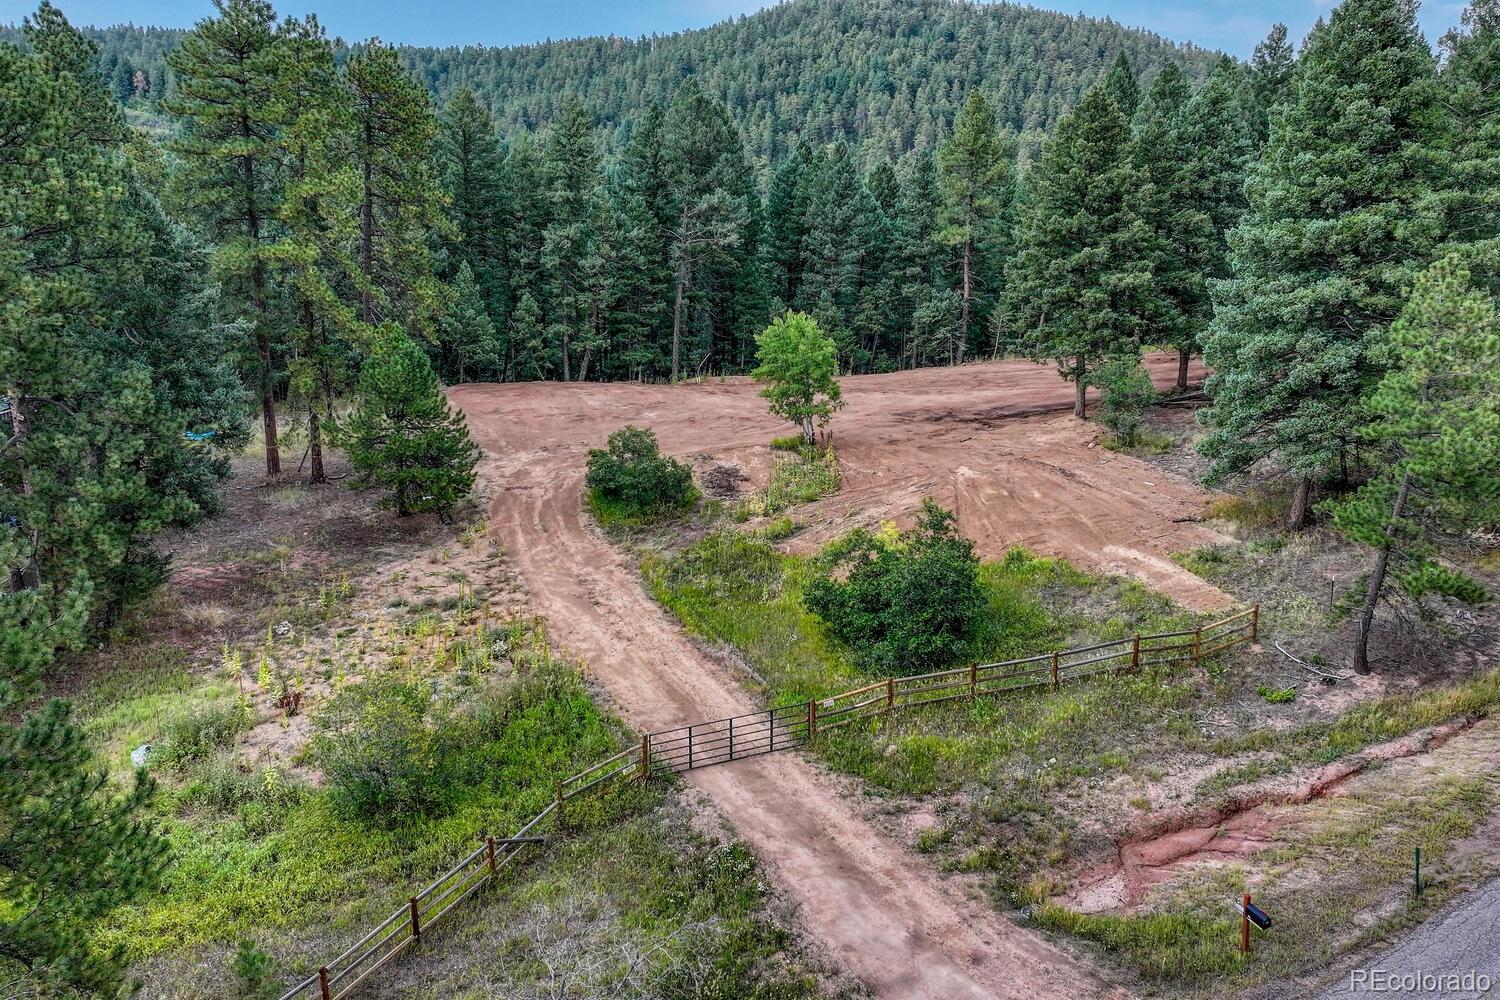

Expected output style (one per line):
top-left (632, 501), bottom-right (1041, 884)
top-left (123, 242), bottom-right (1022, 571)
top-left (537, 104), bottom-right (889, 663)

top-left (454, 357), bottom-right (1225, 999)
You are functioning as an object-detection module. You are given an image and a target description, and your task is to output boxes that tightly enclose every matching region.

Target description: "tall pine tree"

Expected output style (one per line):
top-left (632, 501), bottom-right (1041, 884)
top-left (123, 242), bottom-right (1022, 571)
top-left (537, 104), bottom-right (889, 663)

top-left (1200, 0), bottom-right (1446, 528)
top-left (1004, 87), bottom-right (1159, 417)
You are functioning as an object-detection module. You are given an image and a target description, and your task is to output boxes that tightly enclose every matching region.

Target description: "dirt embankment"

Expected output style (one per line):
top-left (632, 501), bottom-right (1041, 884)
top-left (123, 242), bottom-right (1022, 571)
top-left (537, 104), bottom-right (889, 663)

top-left (453, 357), bottom-right (1228, 999)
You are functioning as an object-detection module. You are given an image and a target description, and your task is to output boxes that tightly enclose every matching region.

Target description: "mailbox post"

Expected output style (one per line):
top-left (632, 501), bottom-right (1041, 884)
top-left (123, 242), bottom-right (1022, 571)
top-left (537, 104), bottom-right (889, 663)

top-left (1235, 894), bottom-right (1272, 954)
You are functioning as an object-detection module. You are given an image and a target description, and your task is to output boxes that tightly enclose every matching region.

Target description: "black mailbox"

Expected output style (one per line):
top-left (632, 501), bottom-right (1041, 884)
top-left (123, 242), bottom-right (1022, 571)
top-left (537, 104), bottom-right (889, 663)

top-left (1236, 901), bottom-right (1272, 930)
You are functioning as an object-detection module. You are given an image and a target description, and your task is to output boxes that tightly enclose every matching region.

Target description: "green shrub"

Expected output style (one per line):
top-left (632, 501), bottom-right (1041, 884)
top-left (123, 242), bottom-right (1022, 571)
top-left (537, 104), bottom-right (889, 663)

top-left (1090, 355), bottom-right (1157, 446)
top-left (232, 940), bottom-right (277, 1000)
top-left (804, 499), bottom-right (986, 673)
top-left (769, 434), bottom-right (805, 451)
top-left (313, 679), bottom-right (472, 825)
top-left (585, 426), bottom-right (697, 520)
top-left (154, 698), bottom-right (251, 771)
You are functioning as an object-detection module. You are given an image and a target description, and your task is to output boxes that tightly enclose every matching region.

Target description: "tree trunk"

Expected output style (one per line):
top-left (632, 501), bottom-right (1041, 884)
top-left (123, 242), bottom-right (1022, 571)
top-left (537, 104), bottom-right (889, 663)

top-left (561, 327), bottom-right (571, 383)
top-left (958, 240), bottom-right (972, 366)
top-left (1176, 346), bottom-right (1190, 392)
top-left (802, 414), bottom-right (815, 446)
top-left (578, 347), bottom-right (592, 382)
top-left (1073, 357), bottom-right (1087, 419)
top-left (1353, 470), bottom-right (1412, 675)
top-left (307, 409), bottom-right (325, 485)
top-left (672, 262), bottom-right (688, 383)
top-left (1287, 476), bottom-right (1312, 531)
top-left (5, 395), bottom-right (40, 591)
top-left (242, 140), bottom-right (279, 476)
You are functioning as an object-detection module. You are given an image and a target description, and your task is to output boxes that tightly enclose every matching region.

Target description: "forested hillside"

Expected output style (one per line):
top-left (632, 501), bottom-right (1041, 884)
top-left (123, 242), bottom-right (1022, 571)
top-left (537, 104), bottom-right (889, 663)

top-left (6, 0), bottom-right (1222, 160)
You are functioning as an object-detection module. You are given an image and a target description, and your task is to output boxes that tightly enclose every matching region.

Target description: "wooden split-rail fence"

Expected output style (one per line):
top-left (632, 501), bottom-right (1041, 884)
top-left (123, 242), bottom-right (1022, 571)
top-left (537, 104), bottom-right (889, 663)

top-left (278, 605), bottom-right (1259, 1000)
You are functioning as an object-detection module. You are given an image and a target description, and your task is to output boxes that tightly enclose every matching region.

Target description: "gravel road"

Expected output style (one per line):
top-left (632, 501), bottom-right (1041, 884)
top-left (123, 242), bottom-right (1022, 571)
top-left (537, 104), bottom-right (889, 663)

top-left (1319, 880), bottom-right (1500, 998)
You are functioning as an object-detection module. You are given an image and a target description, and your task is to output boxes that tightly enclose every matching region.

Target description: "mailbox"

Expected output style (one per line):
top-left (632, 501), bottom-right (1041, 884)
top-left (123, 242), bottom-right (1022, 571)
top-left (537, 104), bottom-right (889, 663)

top-left (1235, 901), bottom-right (1272, 930)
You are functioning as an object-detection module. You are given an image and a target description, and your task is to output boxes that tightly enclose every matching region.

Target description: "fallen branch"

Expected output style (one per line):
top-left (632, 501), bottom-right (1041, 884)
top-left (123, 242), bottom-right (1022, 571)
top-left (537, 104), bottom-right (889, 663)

top-left (1273, 641), bottom-right (1346, 681)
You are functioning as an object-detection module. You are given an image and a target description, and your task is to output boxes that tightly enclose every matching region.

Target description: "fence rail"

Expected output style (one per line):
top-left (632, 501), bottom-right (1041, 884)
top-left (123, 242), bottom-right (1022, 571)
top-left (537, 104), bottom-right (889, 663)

top-left (279, 604), bottom-right (1258, 999)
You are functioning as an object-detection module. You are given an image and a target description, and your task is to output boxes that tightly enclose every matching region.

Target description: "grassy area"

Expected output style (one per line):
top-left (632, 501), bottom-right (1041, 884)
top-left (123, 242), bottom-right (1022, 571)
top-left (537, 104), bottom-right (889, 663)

top-left (641, 524), bottom-right (1216, 898)
top-left (737, 444), bottom-right (840, 518)
top-left (57, 475), bottom-right (836, 999)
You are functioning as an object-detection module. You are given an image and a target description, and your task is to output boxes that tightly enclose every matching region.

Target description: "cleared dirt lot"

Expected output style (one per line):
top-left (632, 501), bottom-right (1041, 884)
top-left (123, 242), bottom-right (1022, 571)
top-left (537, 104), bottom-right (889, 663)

top-left (451, 355), bottom-right (1231, 999)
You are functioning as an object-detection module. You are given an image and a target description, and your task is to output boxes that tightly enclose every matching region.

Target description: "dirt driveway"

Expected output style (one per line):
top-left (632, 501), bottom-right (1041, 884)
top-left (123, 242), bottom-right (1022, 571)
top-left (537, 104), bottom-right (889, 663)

top-left (452, 356), bottom-right (1224, 999)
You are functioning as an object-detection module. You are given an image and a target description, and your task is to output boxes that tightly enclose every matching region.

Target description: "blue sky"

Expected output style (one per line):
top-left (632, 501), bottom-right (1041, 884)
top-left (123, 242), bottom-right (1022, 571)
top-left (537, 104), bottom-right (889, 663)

top-left (0, 0), bottom-right (1470, 58)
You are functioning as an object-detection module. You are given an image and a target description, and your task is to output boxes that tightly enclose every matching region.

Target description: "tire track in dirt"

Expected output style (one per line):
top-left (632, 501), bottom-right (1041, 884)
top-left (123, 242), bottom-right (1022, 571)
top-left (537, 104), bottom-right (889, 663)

top-left (455, 357), bottom-right (1222, 998)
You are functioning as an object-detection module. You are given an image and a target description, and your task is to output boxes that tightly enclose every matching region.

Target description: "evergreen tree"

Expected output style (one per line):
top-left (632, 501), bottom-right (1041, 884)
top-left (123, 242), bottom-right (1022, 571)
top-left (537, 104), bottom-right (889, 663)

top-left (437, 87), bottom-right (507, 327)
top-left (937, 91), bottom-right (1013, 361)
top-left (1132, 63), bottom-right (1215, 388)
top-left (894, 148), bottom-right (945, 366)
top-left (765, 143), bottom-right (813, 306)
top-left (1102, 50), bottom-right (1141, 118)
top-left (1248, 23), bottom-right (1296, 140)
top-left (1200, 0), bottom-right (1446, 528)
top-left (1171, 59), bottom-right (1256, 387)
top-left (1435, 0), bottom-right (1500, 279)
top-left (796, 143), bottom-right (887, 368)
top-left (347, 40), bottom-right (450, 335)
top-left (541, 95), bottom-right (602, 381)
top-left (440, 262), bottom-right (500, 382)
top-left (661, 81), bottom-right (748, 380)
top-left (1325, 255), bottom-right (1500, 673)
top-left (342, 325), bottom-right (480, 520)
top-left (166, 0), bottom-right (287, 475)
top-left (1004, 88), bottom-right (1158, 417)
top-left (498, 132), bottom-right (548, 374)
top-left (269, 13), bottom-right (359, 484)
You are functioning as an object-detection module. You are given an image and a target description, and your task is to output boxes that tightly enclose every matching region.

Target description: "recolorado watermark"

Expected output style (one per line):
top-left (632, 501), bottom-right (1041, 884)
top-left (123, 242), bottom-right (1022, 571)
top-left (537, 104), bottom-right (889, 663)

top-left (1349, 969), bottom-right (1494, 994)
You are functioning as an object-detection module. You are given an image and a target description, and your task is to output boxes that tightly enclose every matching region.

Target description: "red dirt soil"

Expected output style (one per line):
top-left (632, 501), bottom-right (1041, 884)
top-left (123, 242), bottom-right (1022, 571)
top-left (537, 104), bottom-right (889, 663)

top-left (452, 355), bottom-right (1224, 999)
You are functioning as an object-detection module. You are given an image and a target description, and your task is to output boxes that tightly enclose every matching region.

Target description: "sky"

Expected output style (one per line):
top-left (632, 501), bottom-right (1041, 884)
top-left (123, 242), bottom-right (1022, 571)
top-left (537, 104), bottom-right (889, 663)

top-left (0, 0), bottom-right (1471, 58)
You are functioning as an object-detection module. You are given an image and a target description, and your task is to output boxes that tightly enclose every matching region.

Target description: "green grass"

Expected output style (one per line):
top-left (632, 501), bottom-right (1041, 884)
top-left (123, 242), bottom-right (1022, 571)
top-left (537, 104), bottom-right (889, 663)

top-left (86, 634), bottom-right (644, 960)
top-left (737, 445), bottom-right (840, 518)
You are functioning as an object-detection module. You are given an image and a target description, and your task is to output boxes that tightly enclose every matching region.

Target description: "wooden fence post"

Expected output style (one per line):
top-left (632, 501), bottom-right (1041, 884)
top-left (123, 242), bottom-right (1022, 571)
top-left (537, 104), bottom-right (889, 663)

top-left (409, 896), bottom-right (421, 943)
top-left (807, 699), bottom-right (817, 739)
top-left (687, 725), bottom-right (694, 770)
top-left (319, 967), bottom-right (331, 1000)
top-left (887, 678), bottom-right (895, 712)
top-left (728, 717), bottom-right (734, 761)
top-left (555, 780), bottom-right (565, 830)
top-left (1051, 651), bottom-right (1060, 689)
top-left (1192, 626), bottom-right (1203, 669)
top-left (1251, 604), bottom-right (1260, 643)
top-left (1131, 634), bottom-right (1141, 672)
top-left (969, 661), bottom-right (978, 699)
top-left (486, 835), bottom-right (498, 876)
top-left (639, 733), bottom-right (650, 782)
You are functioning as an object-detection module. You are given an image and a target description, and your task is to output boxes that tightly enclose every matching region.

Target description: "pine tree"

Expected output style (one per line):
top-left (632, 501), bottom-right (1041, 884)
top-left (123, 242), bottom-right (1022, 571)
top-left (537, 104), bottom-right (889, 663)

top-left (441, 262), bottom-right (499, 382)
top-left (541, 96), bottom-right (602, 381)
top-left (437, 87), bottom-right (507, 326)
top-left (347, 40), bottom-right (450, 335)
top-left (937, 91), bottom-right (1013, 361)
top-left (765, 143), bottom-right (813, 306)
top-left (342, 325), bottom-right (480, 520)
top-left (1172, 59), bottom-right (1255, 387)
top-left (1435, 0), bottom-right (1500, 278)
top-left (269, 13), bottom-right (359, 485)
top-left (1102, 50), bottom-right (1141, 118)
top-left (2, 10), bottom-right (178, 989)
top-left (1004, 88), bottom-right (1158, 417)
top-left (1200, 0), bottom-right (1446, 528)
top-left (661, 81), bottom-right (748, 381)
top-left (894, 148), bottom-right (945, 366)
top-left (1325, 255), bottom-right (1500, 673)
top-left (166, 0), bottom-right (287, 475)
top-left (1248, 23), bottom-right (1296, 141)
top-left (498, 132), bottom-right (548, 374)
top-left (797, 143), bottom-right (887, 367)
top-left (1132, 63), bottom-right (1215, 389)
